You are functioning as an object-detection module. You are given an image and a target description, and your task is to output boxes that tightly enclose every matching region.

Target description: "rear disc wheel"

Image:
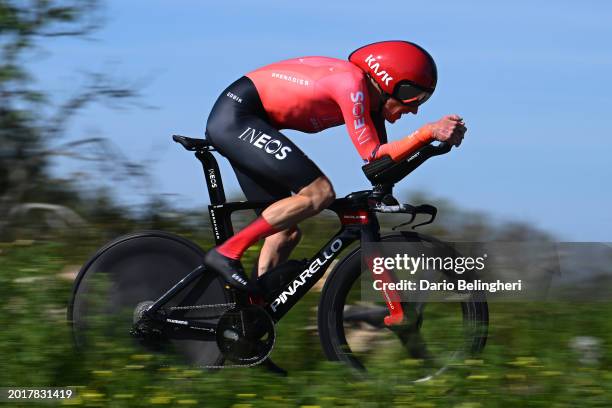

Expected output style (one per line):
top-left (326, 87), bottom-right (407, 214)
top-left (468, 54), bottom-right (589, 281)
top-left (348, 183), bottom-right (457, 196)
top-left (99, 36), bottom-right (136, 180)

top-left (68, 231), bottom-right (231, 367)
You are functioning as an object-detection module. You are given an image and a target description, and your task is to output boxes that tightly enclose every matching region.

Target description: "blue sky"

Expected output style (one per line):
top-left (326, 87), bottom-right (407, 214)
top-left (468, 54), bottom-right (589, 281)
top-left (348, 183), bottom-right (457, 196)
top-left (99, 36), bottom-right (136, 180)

top-left (32, 0), bottom-right (612, 240)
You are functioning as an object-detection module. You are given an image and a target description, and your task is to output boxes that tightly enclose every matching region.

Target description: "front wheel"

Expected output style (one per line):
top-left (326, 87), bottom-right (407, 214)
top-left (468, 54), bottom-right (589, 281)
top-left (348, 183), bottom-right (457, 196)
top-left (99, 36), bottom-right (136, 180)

top-left (68, 231), bottom-right (231, 367)
top-left (317, 232), bottom-right (488, 382)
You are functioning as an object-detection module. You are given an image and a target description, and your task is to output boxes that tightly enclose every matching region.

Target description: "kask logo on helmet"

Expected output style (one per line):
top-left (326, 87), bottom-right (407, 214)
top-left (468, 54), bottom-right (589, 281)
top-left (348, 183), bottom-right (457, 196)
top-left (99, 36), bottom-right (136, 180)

top-left (364, 54), bottom-right (393, 86)
top-left (238, 127), bottom-right (292, 160)
top-left (349, 41), bottom-right (437, 96)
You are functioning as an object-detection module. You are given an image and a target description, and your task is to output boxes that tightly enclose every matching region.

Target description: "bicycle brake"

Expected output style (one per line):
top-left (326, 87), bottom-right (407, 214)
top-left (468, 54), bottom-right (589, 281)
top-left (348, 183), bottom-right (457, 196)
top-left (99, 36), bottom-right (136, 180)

top-left (410, 204), bottom-right (437, 229)
top-left (392, 204), bottom-right (438, 230)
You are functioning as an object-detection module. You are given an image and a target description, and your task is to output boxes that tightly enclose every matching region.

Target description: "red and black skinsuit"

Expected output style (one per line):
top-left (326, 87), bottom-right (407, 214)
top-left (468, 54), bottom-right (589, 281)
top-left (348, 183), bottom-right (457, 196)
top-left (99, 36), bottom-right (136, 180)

top-left (206, 56), bottom-right (428, 202)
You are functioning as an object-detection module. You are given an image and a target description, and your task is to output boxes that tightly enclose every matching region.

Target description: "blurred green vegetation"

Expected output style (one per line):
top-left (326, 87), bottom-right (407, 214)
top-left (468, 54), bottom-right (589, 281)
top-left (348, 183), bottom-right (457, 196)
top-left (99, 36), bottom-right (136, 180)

top-left (1, 213), bottom-right (612, 407)
top-left (1, 0), bottom-right (144, 243)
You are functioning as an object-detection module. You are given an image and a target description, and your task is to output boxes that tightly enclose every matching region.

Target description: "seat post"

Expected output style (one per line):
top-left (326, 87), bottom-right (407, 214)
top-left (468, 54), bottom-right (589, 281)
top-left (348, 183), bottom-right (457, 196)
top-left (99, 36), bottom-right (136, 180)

top-left (195, 150), bottom-right (226, 206)
top-left (196, 149), bottom-right (235, 243)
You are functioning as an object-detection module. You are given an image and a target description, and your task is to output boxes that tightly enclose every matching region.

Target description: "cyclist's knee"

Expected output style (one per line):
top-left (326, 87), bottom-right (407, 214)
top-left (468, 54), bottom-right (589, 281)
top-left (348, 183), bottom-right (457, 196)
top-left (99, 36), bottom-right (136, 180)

top-left (300, 177), bottom-right (335, 214)
top-left (315, 181), bottom-right (336, 212)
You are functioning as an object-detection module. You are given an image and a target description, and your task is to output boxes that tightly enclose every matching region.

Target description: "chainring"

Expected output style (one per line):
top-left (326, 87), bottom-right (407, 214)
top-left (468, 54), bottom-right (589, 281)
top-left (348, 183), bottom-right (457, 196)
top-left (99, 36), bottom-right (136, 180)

top-left (215, 305), bottom-right (276, 365)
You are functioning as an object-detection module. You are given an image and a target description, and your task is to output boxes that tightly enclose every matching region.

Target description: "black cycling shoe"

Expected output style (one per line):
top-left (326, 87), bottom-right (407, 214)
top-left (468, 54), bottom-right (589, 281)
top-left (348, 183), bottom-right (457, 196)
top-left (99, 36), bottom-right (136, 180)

top-left (204, 248), bottom-right (260, 293)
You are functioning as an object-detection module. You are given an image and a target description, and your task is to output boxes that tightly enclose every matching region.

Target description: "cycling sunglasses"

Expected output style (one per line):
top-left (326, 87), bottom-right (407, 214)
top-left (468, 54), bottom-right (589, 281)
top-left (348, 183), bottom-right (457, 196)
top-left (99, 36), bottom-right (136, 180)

top-left (393, 82), bottom-right (433, 106)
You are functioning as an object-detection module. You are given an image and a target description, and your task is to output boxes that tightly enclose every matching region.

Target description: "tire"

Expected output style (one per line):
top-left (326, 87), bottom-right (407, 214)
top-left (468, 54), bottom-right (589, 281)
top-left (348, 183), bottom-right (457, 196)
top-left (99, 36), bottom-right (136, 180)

top-left (317, 231), bottom-right (488, 382)
top-left (68, 230), bottom-right (231, 367)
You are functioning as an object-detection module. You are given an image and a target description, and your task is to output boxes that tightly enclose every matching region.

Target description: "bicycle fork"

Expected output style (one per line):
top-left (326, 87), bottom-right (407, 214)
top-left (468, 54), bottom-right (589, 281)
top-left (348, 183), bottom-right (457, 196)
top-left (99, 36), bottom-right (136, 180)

top-left (361, 214), bottom-right (405, 326)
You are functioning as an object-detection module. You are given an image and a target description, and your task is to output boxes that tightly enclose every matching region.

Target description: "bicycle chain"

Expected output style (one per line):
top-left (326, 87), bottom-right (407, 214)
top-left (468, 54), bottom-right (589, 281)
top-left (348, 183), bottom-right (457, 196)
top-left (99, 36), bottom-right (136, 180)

top-left (168, 302), bottom-right (235, 311)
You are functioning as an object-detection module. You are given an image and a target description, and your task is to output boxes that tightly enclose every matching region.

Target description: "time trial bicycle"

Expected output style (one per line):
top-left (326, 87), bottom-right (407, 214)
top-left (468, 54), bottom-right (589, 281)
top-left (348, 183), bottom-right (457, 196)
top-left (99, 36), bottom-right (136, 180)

top-left (68, 134), bottom-right (488, 382)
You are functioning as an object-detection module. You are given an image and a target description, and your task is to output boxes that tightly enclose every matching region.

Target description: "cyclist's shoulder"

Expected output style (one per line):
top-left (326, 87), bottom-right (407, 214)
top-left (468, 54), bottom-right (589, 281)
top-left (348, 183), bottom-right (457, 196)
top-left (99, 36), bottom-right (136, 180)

top-left (249, 56), bottom-right (363, 78)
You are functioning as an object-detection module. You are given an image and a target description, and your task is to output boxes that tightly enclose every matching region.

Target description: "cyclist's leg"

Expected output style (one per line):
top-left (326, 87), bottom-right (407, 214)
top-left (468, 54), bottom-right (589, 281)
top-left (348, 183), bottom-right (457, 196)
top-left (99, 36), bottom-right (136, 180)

top-left (233, 167), bottom-right (302, 275)
top-left (260, 176), bottom-right (335, 228)
top-left (257, 228), bottom-right (301, 275)
top-left (256, 176), bottom-right (335, 271)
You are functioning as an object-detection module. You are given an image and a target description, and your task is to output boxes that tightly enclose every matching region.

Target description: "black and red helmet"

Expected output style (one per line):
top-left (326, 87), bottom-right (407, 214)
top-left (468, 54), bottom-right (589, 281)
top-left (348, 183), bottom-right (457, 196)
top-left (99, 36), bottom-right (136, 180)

top-left (349, 40), bottom-right (438, 105)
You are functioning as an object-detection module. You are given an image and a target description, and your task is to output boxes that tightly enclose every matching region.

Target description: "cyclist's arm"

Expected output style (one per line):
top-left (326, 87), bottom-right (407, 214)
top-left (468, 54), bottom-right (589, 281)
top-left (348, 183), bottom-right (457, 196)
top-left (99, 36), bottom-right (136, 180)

top-left (323, 73), bottom-right (382, 161)
top-left (376, 115), bottom-right (467, 161)
top-left (373, 125), bottom-right (434, 162)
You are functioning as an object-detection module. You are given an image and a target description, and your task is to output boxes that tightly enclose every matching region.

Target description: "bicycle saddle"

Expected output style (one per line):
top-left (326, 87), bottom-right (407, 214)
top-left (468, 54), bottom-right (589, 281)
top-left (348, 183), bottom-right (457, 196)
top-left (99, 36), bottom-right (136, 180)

top-left (172, 134), bottom-right (211, 151)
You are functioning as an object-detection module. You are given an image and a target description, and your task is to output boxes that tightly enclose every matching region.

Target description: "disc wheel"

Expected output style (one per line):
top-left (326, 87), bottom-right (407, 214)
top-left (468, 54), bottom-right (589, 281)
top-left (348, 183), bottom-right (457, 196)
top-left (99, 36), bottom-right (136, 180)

top-left (317, 232), bottom-right (488, 383)
top-left (68, 231), bottom-right (231, 367)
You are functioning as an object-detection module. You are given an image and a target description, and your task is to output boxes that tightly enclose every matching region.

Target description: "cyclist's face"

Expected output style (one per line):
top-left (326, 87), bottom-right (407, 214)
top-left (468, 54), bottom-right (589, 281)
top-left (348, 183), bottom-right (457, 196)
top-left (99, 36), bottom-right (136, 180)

top-left (383, 97), bottom-right (419, 123)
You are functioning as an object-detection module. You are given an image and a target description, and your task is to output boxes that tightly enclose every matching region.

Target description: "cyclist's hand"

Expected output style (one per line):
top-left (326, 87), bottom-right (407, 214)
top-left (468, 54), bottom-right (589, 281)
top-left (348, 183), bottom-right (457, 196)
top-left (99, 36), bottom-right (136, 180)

top-left (428, 115), bottom-right (467, 147)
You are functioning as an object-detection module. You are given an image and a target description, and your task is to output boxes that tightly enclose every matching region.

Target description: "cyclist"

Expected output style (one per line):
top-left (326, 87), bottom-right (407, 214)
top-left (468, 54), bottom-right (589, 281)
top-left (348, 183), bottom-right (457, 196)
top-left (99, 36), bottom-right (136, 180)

top-left (204, 40), bottom-right (466, 293)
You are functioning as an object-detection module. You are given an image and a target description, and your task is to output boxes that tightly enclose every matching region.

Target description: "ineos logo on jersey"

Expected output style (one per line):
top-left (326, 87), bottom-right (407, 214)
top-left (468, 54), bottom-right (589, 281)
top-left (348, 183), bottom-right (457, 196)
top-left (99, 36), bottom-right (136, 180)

top-left (364, 54), bottom-right (393, 86)
top-left (238, 127), bottom-right (292, 160)
top-left (350, 91), bottom-right (370, 146)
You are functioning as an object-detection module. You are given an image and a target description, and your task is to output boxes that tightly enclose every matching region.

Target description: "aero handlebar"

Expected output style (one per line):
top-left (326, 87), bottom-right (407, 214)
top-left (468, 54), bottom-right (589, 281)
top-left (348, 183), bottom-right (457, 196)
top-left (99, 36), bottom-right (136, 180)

top-left (362, 142), bottom-right (452, 185)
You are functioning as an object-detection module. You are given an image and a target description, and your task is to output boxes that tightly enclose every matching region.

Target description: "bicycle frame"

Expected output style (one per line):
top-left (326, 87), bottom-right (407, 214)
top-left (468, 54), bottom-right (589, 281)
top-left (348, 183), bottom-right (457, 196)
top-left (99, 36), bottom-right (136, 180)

top-left (145, 144), bottom-right (405, 328)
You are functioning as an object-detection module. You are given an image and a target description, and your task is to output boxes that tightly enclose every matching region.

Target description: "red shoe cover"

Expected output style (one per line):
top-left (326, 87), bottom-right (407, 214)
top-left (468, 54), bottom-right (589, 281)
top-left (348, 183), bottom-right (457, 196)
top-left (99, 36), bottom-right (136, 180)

top-left (217, 217), bottom-right (279, 260)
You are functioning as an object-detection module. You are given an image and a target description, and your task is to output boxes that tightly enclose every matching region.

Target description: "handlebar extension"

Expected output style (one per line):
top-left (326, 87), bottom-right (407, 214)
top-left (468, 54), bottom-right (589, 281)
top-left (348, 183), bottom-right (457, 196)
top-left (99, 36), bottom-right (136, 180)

top-left (362, 142), bottom-right (452, 185)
